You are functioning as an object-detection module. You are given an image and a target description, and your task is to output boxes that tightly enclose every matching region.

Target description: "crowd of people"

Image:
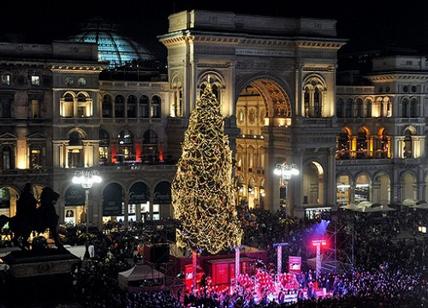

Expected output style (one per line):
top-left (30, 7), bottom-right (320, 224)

top-left (3, 192), bottom-right (428, 306)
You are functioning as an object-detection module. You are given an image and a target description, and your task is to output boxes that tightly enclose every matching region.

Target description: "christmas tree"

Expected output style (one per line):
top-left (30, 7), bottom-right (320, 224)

top-left (172, 79), bottom-right (242, 254)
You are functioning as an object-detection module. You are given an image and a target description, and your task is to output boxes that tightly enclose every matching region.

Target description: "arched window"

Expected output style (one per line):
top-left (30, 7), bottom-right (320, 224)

top-left (403, 129), bottom-right (413, 158)
top-left (336, 99), bottom-right (344, 118)
top-left (410, 98), bottom-right (418, 118)
top-left (303, 76), bottom-right (326, 117)
top-left (127, 95), bottom-right (137, 118)
top-left (356, 129), bottom-right (368, 159)
top-left (61, 93), bottom-right (74, 118)
top-left (377, 129), bottom-right (390, 159)
top-left (143, 129), bottom-right (158, 144)
top-left (115, 95), bottom-right (125, 118)
top-left (76, 93), bottom-right (92, 117)
top-left (1, 146), bottom-right (13, 170)
top-left (337, 130), bottom-right (351, 159)
top-left (345, 99), bottom-right (353, 118)
top-left (142, 129), bottom-right (159, 164)
top-left (151, 95), bottom-right (161, 118)
top-left (402, 98), bottom-right (409, 118)
top-left (139, 95), bottom-right (149, 118)
top-left (365, 99), bottom-right (372, 117)
top-left (102, 95), bottom-right (113, 118)
top-left (117, 130), bottom-right (134, 162)
top-left (355, 98), bottom-right (363, 118)
top-left (200, 82), bottom-right (221, 103)
top-left (313, 87), bottom-right (322, 117)
top-left (383, 97), bottom-right (392, 117)
top-left (304, 88), bottom-right (310, 117)
top-left (69, 131), bottom-right (83, 146)
top-left (99, 129), bottom-right (110, 165)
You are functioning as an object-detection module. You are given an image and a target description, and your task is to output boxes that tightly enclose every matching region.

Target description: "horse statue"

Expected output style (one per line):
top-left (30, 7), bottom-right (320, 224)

top-left (0, 184), bottom-right (63, 250)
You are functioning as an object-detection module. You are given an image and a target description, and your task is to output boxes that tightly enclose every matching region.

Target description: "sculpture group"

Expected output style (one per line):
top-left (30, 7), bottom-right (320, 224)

top-left (0, 183), bottom-right (62, 250)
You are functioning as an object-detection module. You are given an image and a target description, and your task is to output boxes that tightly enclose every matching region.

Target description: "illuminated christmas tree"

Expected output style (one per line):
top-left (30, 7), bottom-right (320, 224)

top-left (172, 79), bottom-right (242, 255)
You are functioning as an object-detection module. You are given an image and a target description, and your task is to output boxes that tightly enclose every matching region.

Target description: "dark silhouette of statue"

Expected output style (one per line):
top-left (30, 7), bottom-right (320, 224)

top-left (15, 183), bottom-right (37, 241)
top-left (0, 185), bottom-right (63, 250)
top-left (36, 187), bottom-right (62, 249)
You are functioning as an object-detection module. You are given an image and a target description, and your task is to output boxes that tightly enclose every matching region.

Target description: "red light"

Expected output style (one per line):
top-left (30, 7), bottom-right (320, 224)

top-left (311, 239), bottom-right (327, 247)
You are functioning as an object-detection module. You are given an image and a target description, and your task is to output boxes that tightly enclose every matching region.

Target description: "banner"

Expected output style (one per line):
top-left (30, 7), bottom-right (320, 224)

top-left (153, 181), bottom-right (171, 204)
top-left (129, 182), bottom-right (150, 204)
top-left (288, 256), bottom-right (302, 273)
top-left (65, 186), bottom-right (85, 206)
top-left (103, 200), bottom-right (122, 216)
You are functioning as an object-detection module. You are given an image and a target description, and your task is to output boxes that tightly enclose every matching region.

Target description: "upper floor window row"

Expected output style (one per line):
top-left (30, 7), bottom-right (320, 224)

top-left (102, 94), bottom-right (161, 119)
top-left (336, 97), bottom-right (391, 118)
top-left (0, 73), bottom-right (45, 87)
top-left (60, 92), bottom-right (92, 118)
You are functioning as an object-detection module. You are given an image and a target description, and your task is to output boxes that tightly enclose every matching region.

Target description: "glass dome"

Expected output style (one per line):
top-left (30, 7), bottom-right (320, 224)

top-left (69, 19), bottom-right (155, 67)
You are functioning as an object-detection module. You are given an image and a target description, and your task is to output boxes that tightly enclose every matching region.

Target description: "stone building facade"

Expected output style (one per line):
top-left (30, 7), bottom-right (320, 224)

top-left (0, 10), bottom-right (426, 226)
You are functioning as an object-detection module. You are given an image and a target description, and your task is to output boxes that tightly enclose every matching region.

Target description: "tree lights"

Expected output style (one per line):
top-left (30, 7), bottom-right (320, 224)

top-left (171, 78), bottom-right (242, 255)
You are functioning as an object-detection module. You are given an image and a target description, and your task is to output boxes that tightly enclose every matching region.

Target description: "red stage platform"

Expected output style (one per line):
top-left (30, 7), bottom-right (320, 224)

top-left (173, 246), bottom-right (267, 292)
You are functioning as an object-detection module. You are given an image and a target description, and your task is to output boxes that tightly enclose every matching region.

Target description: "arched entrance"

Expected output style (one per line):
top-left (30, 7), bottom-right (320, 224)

top-left (303, 161), bottom-right (324, 205)
top-left (64, 185), bottom-right (86, 225)
top-left (0, 186), bottom-right (19, 217)
top-left (235, 79), bottom-right (291, 209)
top-left (336, 175), bottom-right (351, 206)
top-left (355, 173), bottom-right (371, 203)
top-left (153, 181), bottom-right (172, 219)
top-left (401, 171), bottom-right (417, 201)
top-left (129, 182), bottom-right (150, 222)
top-left (102, 183), bottom-right (124, 223)
top-left (372, 172), bottom-right (391, 205)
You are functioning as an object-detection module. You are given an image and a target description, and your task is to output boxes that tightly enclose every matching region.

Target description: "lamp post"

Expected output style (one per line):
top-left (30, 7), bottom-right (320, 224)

top-left (273, 162), bottom-right (299, 211)
top-left (72, 170), bottom-right (102, 258)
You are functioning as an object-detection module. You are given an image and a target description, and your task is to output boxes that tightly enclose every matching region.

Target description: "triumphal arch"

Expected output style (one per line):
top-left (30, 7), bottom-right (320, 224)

top-left (160, 10), bottom-right (346, 216)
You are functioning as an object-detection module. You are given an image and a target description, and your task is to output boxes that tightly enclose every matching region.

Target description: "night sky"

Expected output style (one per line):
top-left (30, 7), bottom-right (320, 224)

top-left (2, 0), bottom-right (428, 55)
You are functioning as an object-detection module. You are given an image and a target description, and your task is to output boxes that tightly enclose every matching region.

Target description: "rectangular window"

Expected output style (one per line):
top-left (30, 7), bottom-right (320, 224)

top-left (1, 74), bottom-right (11, 86)
top-left (31, 75), bottom-right (40, 86)
top-left (99, 147), bottom-right (109, 165)
top-left (77, 105), bottom-right (86, 117)
top-left (60, 101), bottom-right (73, 118)
top-left (30, 148), bottom-right (42, 169)
top-left (31, 99), bottom-right (40, 118)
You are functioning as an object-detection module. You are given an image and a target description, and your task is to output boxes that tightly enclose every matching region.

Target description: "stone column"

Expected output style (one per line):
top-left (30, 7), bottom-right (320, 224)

top-left (124, 190), bottom-right (129, 228)
top-left (327, 147), bottom-right (336, 206)
top-left (291, 149), bottom-right (304, 218)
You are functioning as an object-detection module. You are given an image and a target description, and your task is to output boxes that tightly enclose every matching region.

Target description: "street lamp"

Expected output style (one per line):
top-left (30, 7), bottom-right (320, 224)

top-left (273, 162), bottom-right (299, 210)
top-left (72, 170), bottom-right (102, 257)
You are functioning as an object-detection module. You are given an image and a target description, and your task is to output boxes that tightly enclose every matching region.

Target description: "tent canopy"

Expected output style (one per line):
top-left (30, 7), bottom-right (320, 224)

top-left (341, 203), bottom-right (395, 212)
top-left (118, 264), bottom-right (165, 289)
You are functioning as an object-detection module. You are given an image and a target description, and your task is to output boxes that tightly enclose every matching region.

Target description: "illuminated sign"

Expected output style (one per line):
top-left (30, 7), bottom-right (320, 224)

top-left (311, 239), bottom-right (327, 247)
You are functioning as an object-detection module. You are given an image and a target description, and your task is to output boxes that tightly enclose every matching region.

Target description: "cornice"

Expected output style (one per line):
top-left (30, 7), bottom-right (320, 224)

top-left (160, 31), bottom-right (346, 50)
top-left (367, 73), bottom-right (428, 81)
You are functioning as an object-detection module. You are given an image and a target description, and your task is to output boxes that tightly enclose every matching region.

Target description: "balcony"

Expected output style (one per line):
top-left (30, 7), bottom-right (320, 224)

top-left (54, 164), bottom-right (177, 176)
top-left (0, 167), bottom-right (52, 178)
top-left (294, 117), bottom-right (335, 127)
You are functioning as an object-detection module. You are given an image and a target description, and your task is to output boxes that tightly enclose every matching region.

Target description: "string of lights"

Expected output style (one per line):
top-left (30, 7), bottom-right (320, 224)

top-left (172, 79), bottom-right (242, 254)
